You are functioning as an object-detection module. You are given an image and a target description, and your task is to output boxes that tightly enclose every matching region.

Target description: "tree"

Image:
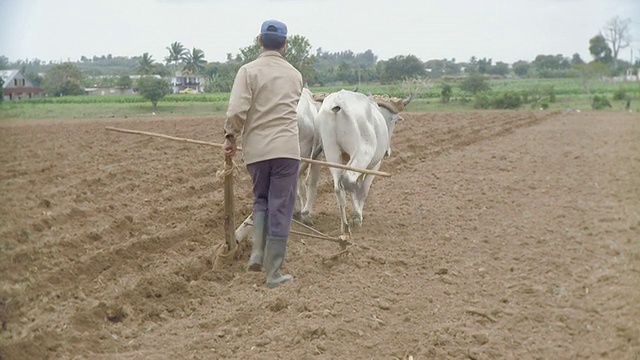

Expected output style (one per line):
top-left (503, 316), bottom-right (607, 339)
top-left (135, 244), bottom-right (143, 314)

top-left (477, 58), bottom-right (492, 74)
top-left (570, 53), bottom-right (585, 66)
top-left (136, 53), bottom-right (156, 75)
top-left (460, 73), bottom-right (490, 94)
top-left (531, 54), bottom-right (571, 78)
top-left (236, 34), bottom-right (316, 82)
top-left (165, 41), bottom-right (186, 73)
top-left (204, 61), bottom-right (237, 92)
top-left (238, 37), bottom-right (262, 65)
top-left (589, 35), bottom-right (613, 63)
top-left (336, 61), bottom-right (356, 84)
top-left (465, 56), bottom-right (479, 74)
top-left (488, 61), bottom-right (509, 76)
top-left (0, 55), bottom-right (9, 70)
top-left (181, 47), bottom-right (207, 74)
top-left (424, 59), bottom-right (447, 78)
top-left (0, 76), bottom-right (3, 103)
top-left (42, 63), bottom-right (86, 96)
top-left (512, 60), bottom-right (530, 77)
top-left (602, 16), bottom-right (631, 63)
top-left (380, 55), bottom-right (426, 83)
top-left (573, 62), bottom-right (608, 95)
top-left (285, 35), bottom-right (315, 82)
top-left (116, 74), bottom-right (132, 89)
top-left (136, 77), bottom-right (170, 109)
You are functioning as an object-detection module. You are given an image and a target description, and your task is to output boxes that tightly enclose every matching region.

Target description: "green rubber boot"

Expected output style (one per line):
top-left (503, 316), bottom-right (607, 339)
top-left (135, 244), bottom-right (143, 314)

top-left (247, 211), bottom-right (267, 272)
top-left (264, 236), bottom-right (293, 288)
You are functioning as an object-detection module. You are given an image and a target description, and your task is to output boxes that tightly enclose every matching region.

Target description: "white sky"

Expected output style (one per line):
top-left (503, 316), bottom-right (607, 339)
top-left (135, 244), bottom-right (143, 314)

top-left (1, 0), bottom-right (639, 65)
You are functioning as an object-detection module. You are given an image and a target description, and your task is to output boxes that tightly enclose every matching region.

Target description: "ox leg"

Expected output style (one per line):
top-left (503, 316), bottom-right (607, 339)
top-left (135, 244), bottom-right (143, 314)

top-left (330, 172), bottom-right (351, 238)
top-left (300, 161), bottom-right (321, 226)
top-left (339, 147), bottom-right (375, 194)
top-left (293, 162), bottom-right (309, 221)
top-left (321, 131), bottom-right (351, 237)
top-left (350, 162), bottom-right (381, 228)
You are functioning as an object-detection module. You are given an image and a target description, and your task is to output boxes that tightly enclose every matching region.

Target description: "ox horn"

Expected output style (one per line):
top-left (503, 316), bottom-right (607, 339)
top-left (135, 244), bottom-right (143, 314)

top-left (403, 93), bottom-right (414, 106)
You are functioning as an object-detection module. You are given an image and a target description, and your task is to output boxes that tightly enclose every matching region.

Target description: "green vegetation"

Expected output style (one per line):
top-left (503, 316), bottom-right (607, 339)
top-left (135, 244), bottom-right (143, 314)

top-left (2, 78), bottom-right (638, 120)
top-left (591, 95), bottom-right (613, 110)
top-left (440, 83), bottom-right (452, 103)
top-left (136, 77), bottom-right (171, 109)
top-left (41, 63), bottom-right (86, 97)
top-left (460, 74), bottom-right (491, 95)
top-left (1, 16), bottom-right (637, 117)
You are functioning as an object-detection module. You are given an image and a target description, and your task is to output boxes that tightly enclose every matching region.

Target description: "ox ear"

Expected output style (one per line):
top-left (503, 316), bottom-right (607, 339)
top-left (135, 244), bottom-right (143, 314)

top-left (390, 114), bottom-right (403, 124)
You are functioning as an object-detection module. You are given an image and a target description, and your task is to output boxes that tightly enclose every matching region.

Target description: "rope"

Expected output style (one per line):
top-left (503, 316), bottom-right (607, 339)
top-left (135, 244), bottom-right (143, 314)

top-left (215, 159), bottom-right (241, 179)
top-left (215, 243), bottom-right (238, 259)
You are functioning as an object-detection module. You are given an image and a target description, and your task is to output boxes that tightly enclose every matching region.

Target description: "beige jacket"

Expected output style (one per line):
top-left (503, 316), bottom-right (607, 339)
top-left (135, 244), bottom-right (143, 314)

top-left (224, 51), bottom-right (303, 165)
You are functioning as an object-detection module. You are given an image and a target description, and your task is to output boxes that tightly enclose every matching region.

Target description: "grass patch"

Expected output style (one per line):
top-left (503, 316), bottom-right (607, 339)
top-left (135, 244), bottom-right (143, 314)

top-left (1, 78), bottom-right (638, 119)
top-left (0, 101), bottom-right (228, 120)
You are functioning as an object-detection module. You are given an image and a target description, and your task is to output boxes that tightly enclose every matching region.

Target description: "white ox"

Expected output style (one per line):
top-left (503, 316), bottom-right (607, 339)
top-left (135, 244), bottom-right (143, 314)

top-left (294, 87), bottom-right (323, 217)
top-left (306, 90), bottom-right (411, 237)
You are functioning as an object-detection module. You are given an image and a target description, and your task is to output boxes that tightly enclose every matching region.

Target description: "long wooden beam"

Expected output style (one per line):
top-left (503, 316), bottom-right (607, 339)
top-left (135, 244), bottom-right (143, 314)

top-left (105, 126), bottom-right (391, 177)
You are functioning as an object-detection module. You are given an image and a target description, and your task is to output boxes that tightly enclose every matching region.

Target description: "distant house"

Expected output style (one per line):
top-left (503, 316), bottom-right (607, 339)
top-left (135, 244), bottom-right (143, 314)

top-left (1, 69), bottom-right (43, 101)
top-left (605, 68), bottom-right (640, 83)
top-left (170, 71), bottom-right (205, 94)
top-left (85, 75), bottom-right (161, 96)
top-left (85, 87), bottom-right (134, 96)
top-left (625, 68), bottom-right (639, 82)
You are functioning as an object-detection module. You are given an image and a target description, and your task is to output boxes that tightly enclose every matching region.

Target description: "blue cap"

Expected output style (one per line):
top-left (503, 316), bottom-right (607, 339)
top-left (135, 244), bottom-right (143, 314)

top-left (260, 19), bottom-right (287, 38)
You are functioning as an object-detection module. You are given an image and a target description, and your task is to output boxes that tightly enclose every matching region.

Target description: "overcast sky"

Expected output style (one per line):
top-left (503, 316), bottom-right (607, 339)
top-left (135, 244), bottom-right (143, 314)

top-left (1, 0), bottom-right (639, 65)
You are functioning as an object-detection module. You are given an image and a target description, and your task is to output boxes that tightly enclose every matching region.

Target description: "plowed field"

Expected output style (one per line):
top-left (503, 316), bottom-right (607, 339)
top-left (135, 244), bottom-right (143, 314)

top-left (1, 110), bottom-right (639, 359)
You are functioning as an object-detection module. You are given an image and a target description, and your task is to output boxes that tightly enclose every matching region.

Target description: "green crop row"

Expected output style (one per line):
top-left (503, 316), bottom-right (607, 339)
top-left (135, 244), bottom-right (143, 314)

top-left (2, 78), bottom-right (638, 120)
top-left (15, 93), bottom-right (231, 105)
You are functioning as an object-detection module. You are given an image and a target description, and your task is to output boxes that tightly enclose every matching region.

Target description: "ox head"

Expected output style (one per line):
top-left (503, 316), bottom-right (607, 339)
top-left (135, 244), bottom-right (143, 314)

top-left (379, 109), bottom-right (402, 157)
top-left (378, 94), bottom-right (412, 156)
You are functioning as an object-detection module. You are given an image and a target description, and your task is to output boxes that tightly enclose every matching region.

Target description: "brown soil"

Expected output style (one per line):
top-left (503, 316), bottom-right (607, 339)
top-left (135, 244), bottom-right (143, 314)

top-left (1, 110), bottom-right (639, 359)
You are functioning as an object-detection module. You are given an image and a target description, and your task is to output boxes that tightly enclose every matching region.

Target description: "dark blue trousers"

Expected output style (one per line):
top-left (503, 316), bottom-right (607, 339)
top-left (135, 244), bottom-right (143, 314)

top-left (246, 158), bottom-right (300, 238)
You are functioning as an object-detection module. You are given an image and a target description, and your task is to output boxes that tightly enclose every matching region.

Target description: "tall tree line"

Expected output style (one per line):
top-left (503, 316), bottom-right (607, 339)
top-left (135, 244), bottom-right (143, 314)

top-left (1, 15), bottom-right (635, 96)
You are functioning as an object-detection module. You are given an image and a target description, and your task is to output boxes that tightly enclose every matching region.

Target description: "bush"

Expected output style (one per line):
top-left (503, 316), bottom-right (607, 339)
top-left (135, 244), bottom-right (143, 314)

top-left (460, 73), bottom-right (491, 94)
top-left (591, 95), bottom-right (612, 110)
top-left (440, 83), bottom-right (452, 103)
top-left (613, 88), bottom-right (626, 101)
top-left (474, 91), bottom-right (523, 109)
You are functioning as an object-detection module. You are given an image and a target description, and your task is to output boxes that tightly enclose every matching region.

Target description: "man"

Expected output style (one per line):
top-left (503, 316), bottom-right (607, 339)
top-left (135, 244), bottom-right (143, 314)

top-left (222, 19), bottom-right (303, 288)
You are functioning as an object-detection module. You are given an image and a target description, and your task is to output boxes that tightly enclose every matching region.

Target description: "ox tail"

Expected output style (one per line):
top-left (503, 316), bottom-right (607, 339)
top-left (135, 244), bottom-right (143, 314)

top-left (311, 144), bottom-right (323, 160)
top-left (324, 91), bottom-right (351, 117)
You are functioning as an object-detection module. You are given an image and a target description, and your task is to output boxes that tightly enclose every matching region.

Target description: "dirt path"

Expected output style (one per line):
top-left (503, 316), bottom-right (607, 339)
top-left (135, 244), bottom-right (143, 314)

top-left (1, 110), bottom-right (638, 359)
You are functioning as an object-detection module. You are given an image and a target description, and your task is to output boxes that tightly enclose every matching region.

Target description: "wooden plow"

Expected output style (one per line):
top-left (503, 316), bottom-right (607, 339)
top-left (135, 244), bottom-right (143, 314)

top-left (105, 126), bottom-right (389, 267)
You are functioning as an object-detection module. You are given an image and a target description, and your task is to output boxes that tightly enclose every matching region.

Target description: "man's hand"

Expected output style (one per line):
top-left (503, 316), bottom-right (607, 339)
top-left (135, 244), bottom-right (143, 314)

top-left (223, 137), bottom-right (236, 157)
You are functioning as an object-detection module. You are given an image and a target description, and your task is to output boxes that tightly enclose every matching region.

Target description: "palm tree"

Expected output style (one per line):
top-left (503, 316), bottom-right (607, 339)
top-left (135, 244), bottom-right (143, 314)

top-left (165, 42), bottom-right (186, 73)
top-left (181, 48), bottom-right (207, 75)
top-left (136, 52), bottom-right (156, 75)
